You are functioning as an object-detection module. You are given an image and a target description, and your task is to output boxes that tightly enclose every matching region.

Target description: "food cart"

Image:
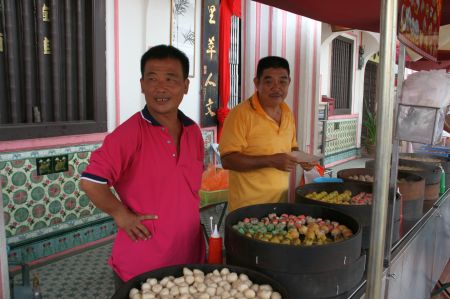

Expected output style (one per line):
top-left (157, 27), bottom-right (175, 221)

top-left (113, 1), bottom-right (450, 298)
top-left (249, 1), bottom-right (450, 298)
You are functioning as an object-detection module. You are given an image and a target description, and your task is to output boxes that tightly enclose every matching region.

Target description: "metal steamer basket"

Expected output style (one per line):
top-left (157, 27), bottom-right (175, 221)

top-left (366, 159), bottom-right (441, 201)
top-left (399, 152), bottom-right (450, 188)
top-left (111, 264), bottom-right (289, 299)
top-left (295, 182), bottom-right (401, 249)
top-left (225, 203), bottom-right (365, 298)
top-left (337, 168), bottom-right (425, 221)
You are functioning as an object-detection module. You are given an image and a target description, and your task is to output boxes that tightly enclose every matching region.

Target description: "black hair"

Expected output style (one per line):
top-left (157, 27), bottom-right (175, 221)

top-left (256, 56), bottom-right (290, 79)
top-left (140, 44), bottom-right (189, 79)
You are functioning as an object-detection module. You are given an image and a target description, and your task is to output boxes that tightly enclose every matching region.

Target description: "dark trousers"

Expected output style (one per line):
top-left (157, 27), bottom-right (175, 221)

top-left (114, 271), bottom-right (124, 291)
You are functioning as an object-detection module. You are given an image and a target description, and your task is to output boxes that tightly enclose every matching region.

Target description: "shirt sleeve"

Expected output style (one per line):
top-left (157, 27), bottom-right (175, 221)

top-left (81, 119), bottom-right (140, 186)
top-left (219, 107), bottom-right (248, 156)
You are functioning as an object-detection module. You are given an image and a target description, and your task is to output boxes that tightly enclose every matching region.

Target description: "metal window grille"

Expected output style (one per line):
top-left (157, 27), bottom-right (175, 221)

top-left (0, 0), bottom-right (107, 141)
top-left (363, 61), bottom-right (378, 113)
top-left (330, 36), bottom-right (354, 115)
top-left (228, 15), bottom-right (240, 108)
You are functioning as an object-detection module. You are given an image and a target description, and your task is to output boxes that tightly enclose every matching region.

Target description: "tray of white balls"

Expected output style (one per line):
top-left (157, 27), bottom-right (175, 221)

top-left (111, 264), bottom-right (289, 299)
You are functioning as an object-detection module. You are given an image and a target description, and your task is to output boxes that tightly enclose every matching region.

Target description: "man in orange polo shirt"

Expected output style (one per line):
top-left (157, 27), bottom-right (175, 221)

top-left (219, 56), bottom-right (313, 211)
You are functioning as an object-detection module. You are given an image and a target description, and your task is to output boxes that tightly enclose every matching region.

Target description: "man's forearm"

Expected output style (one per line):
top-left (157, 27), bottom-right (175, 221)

top-left (221, 152), bottom-right (274, 172)
top-left (80, 180), bottom-right (127, 219)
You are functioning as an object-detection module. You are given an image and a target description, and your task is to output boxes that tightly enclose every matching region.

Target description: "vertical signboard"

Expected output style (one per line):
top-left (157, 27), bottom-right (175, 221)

top-left (398, 0), bottom-right (442, 61)
top-left (200, 0), bottom-right (219, 127)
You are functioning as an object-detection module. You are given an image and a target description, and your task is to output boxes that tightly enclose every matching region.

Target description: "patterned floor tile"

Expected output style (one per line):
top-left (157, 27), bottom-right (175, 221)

top-left (13, 242), bottom-right (115, 299)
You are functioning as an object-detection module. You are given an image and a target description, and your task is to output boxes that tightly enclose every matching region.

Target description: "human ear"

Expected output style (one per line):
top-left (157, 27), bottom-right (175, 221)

top-left (184, 78), bottom-right (190, 94)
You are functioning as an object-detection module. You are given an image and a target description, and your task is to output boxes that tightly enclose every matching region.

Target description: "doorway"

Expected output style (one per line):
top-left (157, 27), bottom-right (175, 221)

top-left (362, 60), bottom-right (378, 141)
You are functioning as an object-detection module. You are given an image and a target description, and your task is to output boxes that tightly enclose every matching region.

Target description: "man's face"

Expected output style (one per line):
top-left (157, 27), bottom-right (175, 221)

top-left (140, 58), bottom-right (189, 117)
top-left (254, 67), bottom-right (290, 109)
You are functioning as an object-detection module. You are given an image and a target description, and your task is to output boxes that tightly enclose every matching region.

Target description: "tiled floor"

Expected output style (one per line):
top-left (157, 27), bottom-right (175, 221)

top-left (10, 202), bottom-right (228, 299)
top-left (12, 241), bottom-right (114, 299)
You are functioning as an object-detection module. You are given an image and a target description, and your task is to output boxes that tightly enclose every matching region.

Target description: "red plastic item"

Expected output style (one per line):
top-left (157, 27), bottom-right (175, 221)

top-left (321, 96), bottom-right (335, 116)
top-left (397, 187), bottom-right (403, 224)
top-left (207, 225), bottom-right (223, 264)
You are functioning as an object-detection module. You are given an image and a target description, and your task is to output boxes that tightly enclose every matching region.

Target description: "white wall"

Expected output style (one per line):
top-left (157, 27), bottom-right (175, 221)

top-left (117, 0), bottom-right (147, 123)
top-left (114, 0), bottom-right (202, 126)
top-left (106, 0), bottom-right (116, 131)
top-left (320, 24), bottom-right (332, 97)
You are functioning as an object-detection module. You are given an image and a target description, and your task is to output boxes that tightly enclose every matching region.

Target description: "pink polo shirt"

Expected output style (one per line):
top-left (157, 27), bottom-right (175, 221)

top-left (81, 107), bottom-right (206, 281)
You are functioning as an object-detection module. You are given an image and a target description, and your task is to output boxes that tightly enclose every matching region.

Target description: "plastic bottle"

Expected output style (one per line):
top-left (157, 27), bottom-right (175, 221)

top-left (439, 165), bottom-right (446, 195)
top-left (32, 273), bottom-right (43, 299)
top-left (207, 224), bottom-right (223, 264)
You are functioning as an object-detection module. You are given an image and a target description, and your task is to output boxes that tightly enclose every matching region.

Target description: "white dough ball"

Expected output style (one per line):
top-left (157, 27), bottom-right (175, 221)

top-left (271, 291), bottom-right (282, 299)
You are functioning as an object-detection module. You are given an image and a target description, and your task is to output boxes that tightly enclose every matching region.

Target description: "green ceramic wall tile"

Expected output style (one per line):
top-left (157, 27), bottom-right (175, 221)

top-left (0, 147), bottom-right (101, 238)
top-left (2, 145), bottom-right (117, 262)
top-left (324, 119), bottom-right (358, 156)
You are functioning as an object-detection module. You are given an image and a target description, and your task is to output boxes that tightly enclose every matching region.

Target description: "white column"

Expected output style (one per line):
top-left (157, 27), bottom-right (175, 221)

top-left (0, 188), bottom-right (11, 299)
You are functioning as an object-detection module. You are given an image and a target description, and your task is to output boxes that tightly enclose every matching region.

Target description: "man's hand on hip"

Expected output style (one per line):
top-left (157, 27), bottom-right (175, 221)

top-left (114, 208), bottom-right (158, 241)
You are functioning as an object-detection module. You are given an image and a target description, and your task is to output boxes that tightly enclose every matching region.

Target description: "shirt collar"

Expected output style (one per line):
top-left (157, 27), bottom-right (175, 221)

top-left (248, 92), bottom-right (290, 116)
top-left (140, 106), bottom-right (195, 127)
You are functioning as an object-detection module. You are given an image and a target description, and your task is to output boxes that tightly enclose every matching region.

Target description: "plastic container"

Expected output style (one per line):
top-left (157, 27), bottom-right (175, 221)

top-left (440, 166), bottom-right (446, 194)
top-left (199, 189), bottom-right (228, 207)
top-left (207, 224), bottom-right (223, 264)
top-left (32, 274), bottom-right (43, 299)
top-left (312, 177), bottom-right (343, 183)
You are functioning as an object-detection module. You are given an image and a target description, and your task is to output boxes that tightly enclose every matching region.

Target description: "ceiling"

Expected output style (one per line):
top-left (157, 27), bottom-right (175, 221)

top-left (253, 0), bottom-right (450, 70)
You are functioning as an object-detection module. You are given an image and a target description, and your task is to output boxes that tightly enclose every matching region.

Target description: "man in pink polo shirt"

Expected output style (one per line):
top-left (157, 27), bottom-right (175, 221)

top-left (80, 45), bottom-right (205, 286)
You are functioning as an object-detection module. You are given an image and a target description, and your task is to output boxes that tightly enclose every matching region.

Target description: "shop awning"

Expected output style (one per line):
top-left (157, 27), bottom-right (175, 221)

top-left (253, 0), bottom-right (450, 70)
top-left (406, 24), bottom-right (450, 70)
top-left (252, 0), bottom-right (450, 32)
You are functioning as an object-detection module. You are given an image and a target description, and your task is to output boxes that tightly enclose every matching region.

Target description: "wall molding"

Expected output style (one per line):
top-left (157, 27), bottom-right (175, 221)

top-left (0, 144), bottom-right (101, 162)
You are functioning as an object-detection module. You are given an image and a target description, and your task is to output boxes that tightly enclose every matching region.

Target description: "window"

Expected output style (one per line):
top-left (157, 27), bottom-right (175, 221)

top-left (0, 0), bottom-right (107, 141)
top-left (330, 36), bottom-right (354, 115)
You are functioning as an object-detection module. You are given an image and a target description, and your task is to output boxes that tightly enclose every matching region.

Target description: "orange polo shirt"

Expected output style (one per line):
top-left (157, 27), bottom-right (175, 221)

top-left (219, 93), bottom-right (298, 211)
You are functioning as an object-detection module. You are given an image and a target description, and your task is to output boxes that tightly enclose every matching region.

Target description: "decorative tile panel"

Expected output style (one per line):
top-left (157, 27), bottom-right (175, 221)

top-left (1, 144), bottom-right (117, 263)
top-left (324, 118), bottom-right (358, 156)
top-left (8, 218), bottom-right (116, 263)
top-left (0, 144), bottom-right (100, 162)
top-left (324, 148), bottom-right (361, 166)
top-left (1, 147), bottom-right (103, 238)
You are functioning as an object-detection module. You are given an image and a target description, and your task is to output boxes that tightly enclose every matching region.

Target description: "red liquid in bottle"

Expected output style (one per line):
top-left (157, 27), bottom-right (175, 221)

top-left (207, 224), bottom-right (223, 264)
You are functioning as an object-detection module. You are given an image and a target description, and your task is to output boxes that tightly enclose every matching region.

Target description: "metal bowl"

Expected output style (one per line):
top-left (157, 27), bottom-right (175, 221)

top-left (111, 263), bottom-right (289, 299)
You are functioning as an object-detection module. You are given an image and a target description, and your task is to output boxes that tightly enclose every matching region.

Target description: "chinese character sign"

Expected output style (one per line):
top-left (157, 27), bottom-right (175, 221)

top-left (201, 0), bottom-right (219, 127)
top-left (398, 0), bottom-right (442, 61)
